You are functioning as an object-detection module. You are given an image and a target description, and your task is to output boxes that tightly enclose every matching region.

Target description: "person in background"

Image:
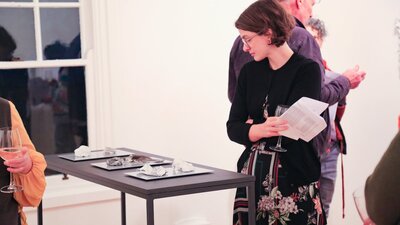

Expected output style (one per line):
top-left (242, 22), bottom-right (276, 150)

top-left (227, 1), bottom-right (326, 224)
top-left (306, 17), bottom-right (349, 217)
top-left (0, 25), bottom-right (30, 133)
top-left (64, 34), bottom-right (88, 146)
top-left (365, 131), bottom-right (400, 225)
top-left (305, 18), bottom-right (328, 68)
top-left (0, 97), bottom-right (46, 225)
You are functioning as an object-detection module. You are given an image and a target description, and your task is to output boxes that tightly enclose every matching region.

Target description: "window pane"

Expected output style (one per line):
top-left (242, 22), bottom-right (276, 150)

top-left (0, 0), bottom-right (32, 2)
top-left (41, 8), bottom-right (81, 60)
top-left (40, 0), bottom-right (78, 2)
top-left (0, 65), bottom-right (88, 162)
top-left (29, 66), bottom-right (88, 156)
top-left (0, 8), bottom-right (36, 60)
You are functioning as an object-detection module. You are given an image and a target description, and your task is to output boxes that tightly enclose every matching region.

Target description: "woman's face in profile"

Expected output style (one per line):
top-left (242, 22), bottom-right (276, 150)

top-left (239, 29), bottom-right (271, 62)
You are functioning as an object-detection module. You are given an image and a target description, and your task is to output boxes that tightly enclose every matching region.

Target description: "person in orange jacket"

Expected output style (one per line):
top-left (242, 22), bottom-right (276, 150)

top-left (0, 97), bottom-right (47, 225)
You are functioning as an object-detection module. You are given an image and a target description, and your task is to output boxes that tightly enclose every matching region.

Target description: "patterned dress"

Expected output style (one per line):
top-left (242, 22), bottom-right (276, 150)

top-left (227, 53), bottom-right (326, 225)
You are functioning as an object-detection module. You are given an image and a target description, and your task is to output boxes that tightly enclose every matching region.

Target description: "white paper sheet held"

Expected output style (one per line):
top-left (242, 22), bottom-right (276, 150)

top-left (279, 97), bottom-right (328, 142)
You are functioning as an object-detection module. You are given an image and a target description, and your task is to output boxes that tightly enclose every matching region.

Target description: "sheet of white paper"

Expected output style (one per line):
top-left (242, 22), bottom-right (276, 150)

top-left (279, 97), bottom-right (328, 142)
top-left (294, 97), bottom-right (328, 115)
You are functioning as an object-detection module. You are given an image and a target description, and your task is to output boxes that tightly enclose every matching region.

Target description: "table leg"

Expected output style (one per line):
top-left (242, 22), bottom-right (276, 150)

top-left (38, 200), bottom-right (43, 225)
top-left (248, 182), bottom-right (256, 225)
top-left (146, 198), bottom-right (154, 225)
top-left (121, 192), bottom-right (126, 225)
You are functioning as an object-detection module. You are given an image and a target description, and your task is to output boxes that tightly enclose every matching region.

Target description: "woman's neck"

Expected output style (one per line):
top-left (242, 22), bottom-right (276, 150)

top-left (268, 43), bottom-right (294, 70)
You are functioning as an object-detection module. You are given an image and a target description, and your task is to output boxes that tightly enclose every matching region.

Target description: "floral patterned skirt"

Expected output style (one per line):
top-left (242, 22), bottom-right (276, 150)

top-left (233, 147), bottom-right (326, 225)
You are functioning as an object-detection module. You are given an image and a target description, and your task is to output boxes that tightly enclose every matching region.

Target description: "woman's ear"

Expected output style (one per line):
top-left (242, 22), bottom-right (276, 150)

top-left (262, 28), bottom-right (272, 37)
top-left (295, 0), bottom-right (303, 9)
top-left (262, 29), bottom-right (273, 45)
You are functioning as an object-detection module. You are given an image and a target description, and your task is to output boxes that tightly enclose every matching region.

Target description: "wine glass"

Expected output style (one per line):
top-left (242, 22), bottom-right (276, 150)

top-left (269, 105), bottom-right (289, 152)
top-left (0, 127), bottom-right (23, 193)
top-left (353, 185), bottom-right (376, 225)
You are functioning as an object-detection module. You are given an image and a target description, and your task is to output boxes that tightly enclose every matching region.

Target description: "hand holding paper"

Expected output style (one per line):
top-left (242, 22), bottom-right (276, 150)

top-left (279, 97), bottom-right (328, 142)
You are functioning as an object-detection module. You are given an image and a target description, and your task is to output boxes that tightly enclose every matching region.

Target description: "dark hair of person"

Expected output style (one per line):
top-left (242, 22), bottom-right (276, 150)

top-left (44, 41), bottom-right (67, 60)
top-left (307, 17), bottom-right (328, 39)
top-left (0, 25), bottom-right (17, 61)
top-left (235, 0), bottom-right (294, 47)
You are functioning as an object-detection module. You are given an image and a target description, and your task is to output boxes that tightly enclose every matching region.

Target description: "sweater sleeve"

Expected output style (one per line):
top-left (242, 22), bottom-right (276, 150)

top-left (365, 131), bottom-right (400, 225)
top-left (287, 60), bottom-right (321, 105)
top-left (10, 101), bottom-right (47, 207)
top-left (227, 65), bottom-right (253, 147)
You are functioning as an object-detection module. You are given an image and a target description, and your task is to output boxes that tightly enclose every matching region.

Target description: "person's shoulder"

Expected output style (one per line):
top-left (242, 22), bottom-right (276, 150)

top-left (288, 26), bottom-right (322, 61)
top-left (230, 36), bottom-right (243, 55)
top-left (238, 59), bottom-right (265, 80)
top-left (242, 58), bottom-right (266, 70)
top-left (292, 53), bottom-right (317, 65)
top-left (291, 53), bottom-right (320, 71)
top-left (291, 26), bottom-right (314, 41)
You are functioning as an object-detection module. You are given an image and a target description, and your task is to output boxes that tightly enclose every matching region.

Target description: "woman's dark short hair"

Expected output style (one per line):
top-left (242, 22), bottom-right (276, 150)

top-left (235, 0), bottom-right (294, 47)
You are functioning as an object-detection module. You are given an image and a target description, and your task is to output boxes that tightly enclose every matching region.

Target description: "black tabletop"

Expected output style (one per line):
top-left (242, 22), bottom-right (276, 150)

top-left (45, 148), bottom-right (255, 199)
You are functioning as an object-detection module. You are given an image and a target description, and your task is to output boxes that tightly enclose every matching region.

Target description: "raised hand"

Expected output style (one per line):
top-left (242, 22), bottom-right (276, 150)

top-left (342, 65), bottom-right (366, 89)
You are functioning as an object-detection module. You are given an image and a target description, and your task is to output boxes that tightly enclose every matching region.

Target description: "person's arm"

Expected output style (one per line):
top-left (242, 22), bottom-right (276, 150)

top-left (227, 65), bottom-right (253, 146)
top-left (288, 27), bottom-right (353, 106)
top-left (286, 60), bottom-right (321, 105)
top-left (228, 36), bottom-right (254, 103)
top-left (9, 101), bottom-right (47, 207)
top-left (227, 65), bottom-right (286, 145)
top-left (365, 131), bottom-right (400, 225)
top-left (288, 60), bottom-right (325, 153)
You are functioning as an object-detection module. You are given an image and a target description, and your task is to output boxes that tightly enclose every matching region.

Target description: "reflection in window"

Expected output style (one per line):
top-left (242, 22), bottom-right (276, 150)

top-left (1, 0), bottom-right (87, 177)
top-left (29, 66), bottom-right (87, 155)
top-left (0, 5), bottom-right (87, 160)
top-left (0, 26), bottom-right (30, 133)
top-left (0, 68), bottom-right (29, 131)
top-left (0, 8), bottom-right (36, 60)
top-left (41, 8), bottom-right (81, 59)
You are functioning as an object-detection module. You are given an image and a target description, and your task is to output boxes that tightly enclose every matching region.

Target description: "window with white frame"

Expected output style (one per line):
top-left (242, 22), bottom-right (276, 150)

top-left (0, 0), bottom-right (90, 173)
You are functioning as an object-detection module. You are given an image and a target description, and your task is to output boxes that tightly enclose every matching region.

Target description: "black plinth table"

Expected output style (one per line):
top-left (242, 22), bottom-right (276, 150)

top-left (41, 148), bottom-right (256, 225)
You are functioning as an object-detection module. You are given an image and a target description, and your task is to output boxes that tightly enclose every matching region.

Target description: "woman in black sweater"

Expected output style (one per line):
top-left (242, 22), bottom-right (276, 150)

top-left (227, 1), bottom-right (326, 224)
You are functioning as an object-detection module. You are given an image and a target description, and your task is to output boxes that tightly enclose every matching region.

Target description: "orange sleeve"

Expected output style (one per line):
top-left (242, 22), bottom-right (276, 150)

top-left (9, 101), bottom-right (47, 207)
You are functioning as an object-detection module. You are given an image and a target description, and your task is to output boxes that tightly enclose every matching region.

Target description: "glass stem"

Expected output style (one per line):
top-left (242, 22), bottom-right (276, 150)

top-left (276, 136), bottom-right (282, 148)
top-left (9, 172), bottom-right (15, 188)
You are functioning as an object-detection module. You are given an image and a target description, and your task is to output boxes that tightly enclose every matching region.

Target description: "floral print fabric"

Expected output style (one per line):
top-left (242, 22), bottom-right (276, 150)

top-left (233, 146), bottom-right (326, 225)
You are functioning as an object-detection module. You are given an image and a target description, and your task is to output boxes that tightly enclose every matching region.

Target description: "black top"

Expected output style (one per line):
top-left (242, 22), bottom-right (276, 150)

top-left (0, 97), bottom-right (19, 225)
top-left (227, 53), bottom-right (322, 185)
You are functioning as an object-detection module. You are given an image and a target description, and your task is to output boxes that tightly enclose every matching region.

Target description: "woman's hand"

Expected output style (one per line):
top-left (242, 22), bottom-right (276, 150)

top-left (4, 147), bottom-right (33, 174)
top-left (248, 117), bottom-right (288, 142)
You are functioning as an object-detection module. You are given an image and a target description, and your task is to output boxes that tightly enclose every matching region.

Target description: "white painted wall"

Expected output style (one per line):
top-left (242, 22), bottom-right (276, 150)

top-left (313, 0), bottom-right (400, 224)
top-left (105, 1), bottom-right (253, 224)
top-left (103, 0), bottom-right (400, 224)
top-left (33, 0), bottom-right (400, 225)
